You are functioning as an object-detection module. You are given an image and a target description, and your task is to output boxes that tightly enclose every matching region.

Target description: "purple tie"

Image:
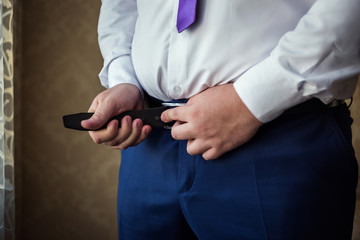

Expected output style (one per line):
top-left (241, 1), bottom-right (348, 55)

top-left (177, 0), bottom-right (197, 33)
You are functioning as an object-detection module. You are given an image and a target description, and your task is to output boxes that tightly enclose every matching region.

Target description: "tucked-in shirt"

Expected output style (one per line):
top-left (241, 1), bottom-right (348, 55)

top-left (97, 0), bottom-right (360, 122)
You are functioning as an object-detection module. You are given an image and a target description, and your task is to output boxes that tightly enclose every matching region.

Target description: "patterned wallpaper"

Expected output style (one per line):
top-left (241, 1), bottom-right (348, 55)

top-left (0, 0), bottom-right (15, 239)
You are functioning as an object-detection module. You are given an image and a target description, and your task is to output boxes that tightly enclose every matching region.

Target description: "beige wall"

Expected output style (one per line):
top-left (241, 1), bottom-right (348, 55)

top-left (351, 82), bottom-right (360, 240)
top-left (16, 1), bottom-right (120, 239)
top-left (14, 0), bottom-right (360, 239)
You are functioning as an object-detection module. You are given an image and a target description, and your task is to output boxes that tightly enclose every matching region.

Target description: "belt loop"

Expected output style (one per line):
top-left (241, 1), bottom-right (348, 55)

top-left (346, 97), bottom-right (353, 108)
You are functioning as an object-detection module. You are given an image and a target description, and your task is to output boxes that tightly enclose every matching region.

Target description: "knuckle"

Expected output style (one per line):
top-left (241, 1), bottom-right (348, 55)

top-left (187, 146), bottom-right (195, 156)
top-left (118, 145), bottom-right (128, 150)
top-left (196, 123), bottom-right (208, 134)
top-left (204, 153), bottom-right (215, 160)
top-left (189, 108), bottom-right (199, 119)
top-left (171, 129), bottom-right (178, 140)
top-left (212, 138), bottom-right (223, 149)
top-left (93, 111), bottom-right (105, 120)
top-left (90, 132), bottom-right (102, 144)
top-left (107, 140), bottom-right (119, 147)
top-left (213, 150), bottom-right (223, 160)
top-left (203, 148), bottom-right (219, 160)
top-left (93, 137), bottom-right (102, 144)
top-left (108, 126), bottom-right (119, 138)
top-left (203, 155), bottom-right (210, 160)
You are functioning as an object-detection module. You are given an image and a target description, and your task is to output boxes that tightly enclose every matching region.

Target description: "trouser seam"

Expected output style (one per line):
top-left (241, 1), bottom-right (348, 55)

top-left (118, 154), bottom-right (134, 240)
top-left (250, 153), bottom-right (270, 240)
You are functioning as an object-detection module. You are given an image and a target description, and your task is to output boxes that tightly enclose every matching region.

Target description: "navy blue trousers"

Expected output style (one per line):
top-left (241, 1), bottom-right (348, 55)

top-left (118, 104), bottom-right (358, 240)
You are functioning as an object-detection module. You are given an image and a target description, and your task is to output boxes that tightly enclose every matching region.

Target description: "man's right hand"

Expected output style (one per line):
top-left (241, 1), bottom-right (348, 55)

top-left (81, 84), bottom-right (152, 149)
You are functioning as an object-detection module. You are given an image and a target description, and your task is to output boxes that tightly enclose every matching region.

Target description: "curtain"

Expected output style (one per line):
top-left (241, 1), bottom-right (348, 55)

top-left (0, 0), bottom-right (15, 238)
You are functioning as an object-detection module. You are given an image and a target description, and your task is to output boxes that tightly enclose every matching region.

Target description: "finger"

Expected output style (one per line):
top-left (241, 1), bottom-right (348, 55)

top-left (89, 119), bottom-right (119, 144)
top-left (171, 122), bottom-right (196, 140)
top-left (132, 125), bottom-right (152, 146)
top-left (81, 104), bottom-right (114, 130)
top-left (161, 106), bottom-right (187, 123)
top-left (202, 148), bottom-right (223, 160)
top-left (110, 115), bottom-right (133, 145)
top-left (186, 139), bottom-right (211, 156)
top-left (98, 115), bottom-right (132, 146)
top-left (116, 119), bottom-right (143, 149)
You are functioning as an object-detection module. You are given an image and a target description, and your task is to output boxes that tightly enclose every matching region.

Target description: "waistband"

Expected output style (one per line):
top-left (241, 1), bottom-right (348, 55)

top-left (145, 93), bottom-right (346, 116)
top-left (282, 99), bottom-right (345, 116)
top-left (145, 93), bottom-right (188, 108)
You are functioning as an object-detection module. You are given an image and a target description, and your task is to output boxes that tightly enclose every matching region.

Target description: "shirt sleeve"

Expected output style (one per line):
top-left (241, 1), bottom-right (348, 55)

top-left (233, 0), bottom-right (360, 123)
top-left (97, 0), bottom-right (142, 93)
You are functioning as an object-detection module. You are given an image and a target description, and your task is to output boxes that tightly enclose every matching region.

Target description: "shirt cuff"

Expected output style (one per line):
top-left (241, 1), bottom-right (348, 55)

top-left (99, 55), bottom-right (143, 94)
top-left (233, 57), bottom-right (309, 123)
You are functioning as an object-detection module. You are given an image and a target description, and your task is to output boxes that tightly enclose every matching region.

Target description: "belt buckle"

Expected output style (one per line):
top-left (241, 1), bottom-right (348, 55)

top-left (161, 102), bottom-right (186, 129)
top-left (162, 102), bottom-right (187, 107)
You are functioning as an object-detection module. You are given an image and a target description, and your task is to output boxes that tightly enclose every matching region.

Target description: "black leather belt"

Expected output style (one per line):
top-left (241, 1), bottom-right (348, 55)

top-left (63, 98), bottom-right (345, 131)
top-left (63, 106), bottom-right (174, 131)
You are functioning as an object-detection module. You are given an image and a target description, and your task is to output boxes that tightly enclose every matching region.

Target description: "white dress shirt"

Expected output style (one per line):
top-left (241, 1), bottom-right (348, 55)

top-left (97, 0), bottom-right (360, 122)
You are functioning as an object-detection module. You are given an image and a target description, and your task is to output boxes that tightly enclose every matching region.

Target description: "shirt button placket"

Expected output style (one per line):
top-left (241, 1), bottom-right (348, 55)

top-left (174, 85), bottom-right (183, 95)
top-left (167, 1), bottom-right (189, 100)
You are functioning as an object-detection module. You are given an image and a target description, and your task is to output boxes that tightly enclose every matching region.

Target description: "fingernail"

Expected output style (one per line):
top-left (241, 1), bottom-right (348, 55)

top-left (81, 119), bottom-right (90, 126)
top-left (126, 116), bottom-right (131, 124)
top-left (136, 120), bottom-right (142, 128)
top-left (161, 113), bottom-right (166, 122)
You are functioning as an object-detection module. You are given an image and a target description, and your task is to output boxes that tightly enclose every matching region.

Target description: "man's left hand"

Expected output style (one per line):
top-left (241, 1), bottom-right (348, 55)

top-left (161, 84), bottom-right (263, 160)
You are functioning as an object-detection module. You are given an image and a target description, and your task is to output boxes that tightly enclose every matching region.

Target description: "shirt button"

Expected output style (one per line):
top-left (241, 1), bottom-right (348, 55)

top-left (174, 86), bottom-right (182, 94)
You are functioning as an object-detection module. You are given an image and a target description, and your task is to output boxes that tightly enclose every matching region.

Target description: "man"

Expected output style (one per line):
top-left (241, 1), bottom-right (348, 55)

top-left (82, 0), bottom-right (360, 239)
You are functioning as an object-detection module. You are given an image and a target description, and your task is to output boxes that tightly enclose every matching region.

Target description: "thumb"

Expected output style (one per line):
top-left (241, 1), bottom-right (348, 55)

top-left (81, 109), bottom-right (112, 130)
